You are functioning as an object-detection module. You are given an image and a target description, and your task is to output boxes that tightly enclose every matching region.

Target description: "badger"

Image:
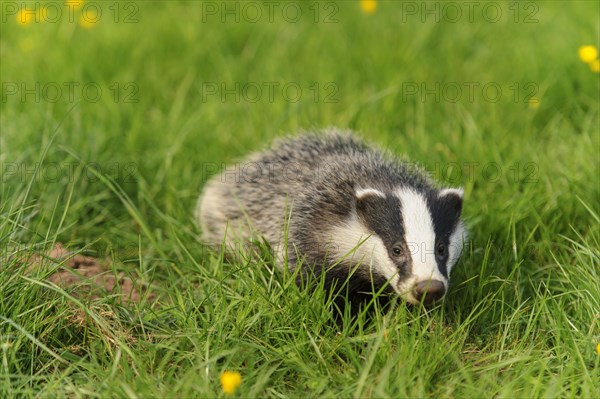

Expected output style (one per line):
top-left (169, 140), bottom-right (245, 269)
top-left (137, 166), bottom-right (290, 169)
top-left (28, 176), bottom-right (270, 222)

top-left (196, 130), bottom-right (466, 306)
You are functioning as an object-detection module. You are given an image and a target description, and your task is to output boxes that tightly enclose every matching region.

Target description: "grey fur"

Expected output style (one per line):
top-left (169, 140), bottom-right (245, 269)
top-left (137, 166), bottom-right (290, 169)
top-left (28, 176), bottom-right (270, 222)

top-left (196, 129), bottom-right (466, 304)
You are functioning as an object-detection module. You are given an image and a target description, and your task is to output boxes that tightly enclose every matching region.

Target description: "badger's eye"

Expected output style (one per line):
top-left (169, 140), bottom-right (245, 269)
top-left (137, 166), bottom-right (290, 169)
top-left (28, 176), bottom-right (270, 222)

top-left (392, 246), bottom-right (404, 257)
top-left (436, 242), bottom-right (447, 257)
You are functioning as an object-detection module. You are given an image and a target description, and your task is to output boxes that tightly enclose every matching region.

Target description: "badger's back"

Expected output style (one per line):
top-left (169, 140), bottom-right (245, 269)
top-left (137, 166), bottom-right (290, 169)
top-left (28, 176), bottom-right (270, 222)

top-left (197, 130), bottom-right (432, 263)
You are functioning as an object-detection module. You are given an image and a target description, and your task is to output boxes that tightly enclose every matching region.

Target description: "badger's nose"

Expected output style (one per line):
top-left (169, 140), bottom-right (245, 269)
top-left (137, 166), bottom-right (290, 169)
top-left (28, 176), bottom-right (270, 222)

top-left (413, 280), bottom-right (446, 305)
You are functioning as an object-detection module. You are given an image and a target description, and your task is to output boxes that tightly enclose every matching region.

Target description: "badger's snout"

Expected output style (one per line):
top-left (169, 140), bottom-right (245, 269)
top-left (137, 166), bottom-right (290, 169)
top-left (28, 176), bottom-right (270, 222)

top-left (413, 280), bottom-right (446, 304)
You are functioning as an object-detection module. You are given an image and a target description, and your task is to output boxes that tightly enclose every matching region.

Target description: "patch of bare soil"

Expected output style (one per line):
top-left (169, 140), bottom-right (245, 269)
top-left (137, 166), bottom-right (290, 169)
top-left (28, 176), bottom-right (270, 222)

top-left (22, 243), bottom-right (155, 304)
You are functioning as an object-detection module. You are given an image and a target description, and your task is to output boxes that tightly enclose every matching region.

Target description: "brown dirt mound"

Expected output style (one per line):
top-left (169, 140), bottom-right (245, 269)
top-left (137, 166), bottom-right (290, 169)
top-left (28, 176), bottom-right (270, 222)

top-left (22, 243), bottom-right (155, 304)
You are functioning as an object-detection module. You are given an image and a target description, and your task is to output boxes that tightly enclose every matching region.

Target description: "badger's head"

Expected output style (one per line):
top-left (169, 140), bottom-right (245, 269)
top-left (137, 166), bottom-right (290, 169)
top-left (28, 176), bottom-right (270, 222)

top-left (328, 186), bottom-right (466, 305)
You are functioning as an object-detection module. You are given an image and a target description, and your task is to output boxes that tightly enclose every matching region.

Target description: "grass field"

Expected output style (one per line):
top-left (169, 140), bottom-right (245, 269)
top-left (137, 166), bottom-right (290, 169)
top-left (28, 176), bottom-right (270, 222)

top-left (1, 1), bottom-right (599, 397)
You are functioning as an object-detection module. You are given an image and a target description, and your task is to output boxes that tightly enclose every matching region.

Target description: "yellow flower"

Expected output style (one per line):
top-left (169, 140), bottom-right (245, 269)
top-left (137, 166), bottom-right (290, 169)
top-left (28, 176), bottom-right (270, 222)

top-left (589, 59), bottom-right (600, 73)
top-left (79, 14), bottom-right (98, 29)
top-left (596, 342), bottom-right (600, 355)
top-left (16, 9), bottom-right (35, 25)
top-left (360, 0), bottom-right (378, 14)
top-left (578, 45), bottom-right (598, 63)
top-left (527, 97), bottom-right (540, 110)
top-left (220, 371), bottom-right (242, 395)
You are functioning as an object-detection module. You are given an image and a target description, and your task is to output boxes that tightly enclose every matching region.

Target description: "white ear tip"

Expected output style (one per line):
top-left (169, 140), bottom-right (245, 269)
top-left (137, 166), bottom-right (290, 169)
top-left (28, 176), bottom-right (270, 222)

top-left (355, 188), bottom-right (386, 199)
top-left (439, 188), bottom-right (464, 198)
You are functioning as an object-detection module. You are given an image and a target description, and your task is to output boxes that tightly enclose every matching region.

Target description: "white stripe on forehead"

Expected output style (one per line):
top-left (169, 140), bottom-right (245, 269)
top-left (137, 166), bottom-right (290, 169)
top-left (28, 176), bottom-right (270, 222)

top-left (395, 187), bottom-right (445, 282)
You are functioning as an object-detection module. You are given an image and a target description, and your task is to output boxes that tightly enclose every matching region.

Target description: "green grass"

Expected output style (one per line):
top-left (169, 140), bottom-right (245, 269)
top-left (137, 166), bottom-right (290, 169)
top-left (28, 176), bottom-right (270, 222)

top-left (1, 1), bottom-right (599, 397)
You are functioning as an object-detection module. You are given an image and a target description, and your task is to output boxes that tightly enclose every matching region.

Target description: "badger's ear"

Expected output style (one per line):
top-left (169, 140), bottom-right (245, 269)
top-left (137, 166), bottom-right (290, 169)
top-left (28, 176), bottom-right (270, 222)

top-left (437, 188), bottom-right (463, 217)
top-left (355, 188), bottom-right (386, 201)
top-left (354, 188), bottom-right (386, 215)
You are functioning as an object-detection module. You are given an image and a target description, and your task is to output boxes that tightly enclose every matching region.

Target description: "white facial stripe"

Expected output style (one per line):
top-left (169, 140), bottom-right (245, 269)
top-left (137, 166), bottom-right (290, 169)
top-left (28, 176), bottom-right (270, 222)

top-left (355, 188), bottom-right (386, 199)
top-left (396, 188), bottom-right (445, 284)
top-left (327, 217), bottom-right (401, 294)
top-left (447, 221), bottom-right (466, 274)
top-left (439, 187), bottom-right (465, 275)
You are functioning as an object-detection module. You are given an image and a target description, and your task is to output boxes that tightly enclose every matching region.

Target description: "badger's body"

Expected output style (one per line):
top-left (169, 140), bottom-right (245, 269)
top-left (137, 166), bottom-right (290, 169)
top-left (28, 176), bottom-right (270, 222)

top-left (197, 130), bottom-right (466, 305)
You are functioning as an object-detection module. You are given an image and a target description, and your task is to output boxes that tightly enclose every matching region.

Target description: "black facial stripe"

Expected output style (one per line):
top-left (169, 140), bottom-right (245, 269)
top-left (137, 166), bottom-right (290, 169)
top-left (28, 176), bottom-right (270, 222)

top-left (427, 197), bottom-right (460, 238)
top-left (435, 239), bottom-right (450, 278)
top-left (356, 193), bottom-right (412, 279)
top-left (426, 191), bottom-right (463, 278)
